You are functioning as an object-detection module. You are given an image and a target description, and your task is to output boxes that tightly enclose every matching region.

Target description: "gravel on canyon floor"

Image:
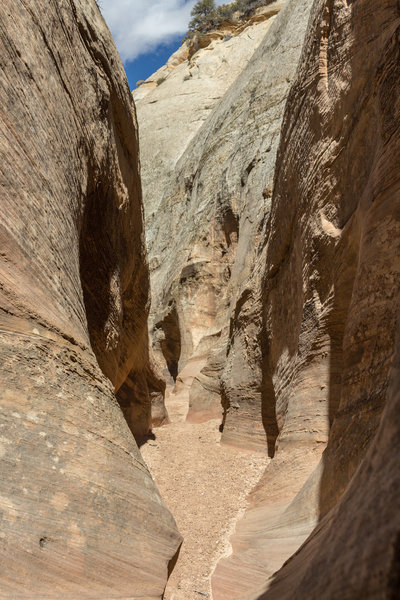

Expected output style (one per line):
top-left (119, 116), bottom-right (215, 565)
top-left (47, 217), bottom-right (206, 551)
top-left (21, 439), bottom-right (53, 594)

top-left (140, 385), bottom-right (267, 600)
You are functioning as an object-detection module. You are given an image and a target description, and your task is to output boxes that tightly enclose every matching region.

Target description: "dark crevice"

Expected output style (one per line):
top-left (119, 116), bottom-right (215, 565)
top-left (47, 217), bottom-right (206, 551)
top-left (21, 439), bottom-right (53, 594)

top-left (221, 207), bottom-right (239, 247)
top-left (155, 307), bottom-right (182, 382)
top-left (134, 430), bottom-right (156, 449)
top-left (39, 536), bottom-right (51, 549)
top-left (79, 171), bottom-right (117, 379)
top-left (220, 381), bottom-right (229, 432)
top-left (116, 370), bottom-right (151, 437)
top-left (260, 332), bottom-right (279, 459)
top-left (387, 531), bottom-right (400, 600)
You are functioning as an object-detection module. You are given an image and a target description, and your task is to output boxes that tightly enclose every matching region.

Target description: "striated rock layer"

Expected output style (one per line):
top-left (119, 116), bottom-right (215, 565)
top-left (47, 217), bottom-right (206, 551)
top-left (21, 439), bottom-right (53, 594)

top-left (252, 0), bottom-right (400, 597)
top-left (214, 0), bottom-right (400, 598)
top-left (138, 0), bottom-right (400, 598)
top-left (0, 0), bottom-right (180, 598)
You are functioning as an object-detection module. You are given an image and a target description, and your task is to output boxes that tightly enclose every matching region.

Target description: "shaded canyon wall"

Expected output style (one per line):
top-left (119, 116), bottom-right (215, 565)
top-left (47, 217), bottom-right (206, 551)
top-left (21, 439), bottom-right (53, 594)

top-left (253, 0), bottom-right (400, 597)
top-left (138, 0), bottom-right (400, 599)
top-left (0, 0), bottom-right (180, 597)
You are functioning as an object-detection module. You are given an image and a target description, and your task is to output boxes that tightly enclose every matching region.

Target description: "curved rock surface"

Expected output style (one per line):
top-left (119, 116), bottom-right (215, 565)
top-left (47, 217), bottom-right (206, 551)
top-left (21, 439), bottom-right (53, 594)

top-left (0, 0), bottom-right (180, 597)
top-left (137, 0), bottom-right (400, 598)
top-left (213, 0), bottom-right (400, 597)
top-left (134, 2), bottom-right (292, 438)
top-left (141, 0), bottom-right (314, 446)
top-left (133, 1), bottom-right (284, 250)
top-left (251, 0), bottom-right (400, 597)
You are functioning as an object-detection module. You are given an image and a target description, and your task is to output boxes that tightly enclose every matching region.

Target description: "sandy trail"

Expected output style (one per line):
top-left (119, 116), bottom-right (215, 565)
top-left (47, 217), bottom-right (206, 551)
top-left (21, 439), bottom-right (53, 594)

top-left (140, 361), bottom-right (267, 600)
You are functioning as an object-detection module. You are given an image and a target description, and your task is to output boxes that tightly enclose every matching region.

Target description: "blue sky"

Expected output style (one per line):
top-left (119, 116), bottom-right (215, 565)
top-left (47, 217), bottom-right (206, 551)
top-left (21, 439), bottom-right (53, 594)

top-left (125, 37), bottom-right (184, 88)
top-left (100, 0), bottom-right (224, 90)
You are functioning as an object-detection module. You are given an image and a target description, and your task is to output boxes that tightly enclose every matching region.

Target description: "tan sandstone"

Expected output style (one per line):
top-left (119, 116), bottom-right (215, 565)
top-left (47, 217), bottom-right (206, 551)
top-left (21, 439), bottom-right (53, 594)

top-left (0, 0), bottom-right (180, 597)
top-left (250, 1), bottom-right (400, 597)
top-left (137, 0), bottom-right (400, 599)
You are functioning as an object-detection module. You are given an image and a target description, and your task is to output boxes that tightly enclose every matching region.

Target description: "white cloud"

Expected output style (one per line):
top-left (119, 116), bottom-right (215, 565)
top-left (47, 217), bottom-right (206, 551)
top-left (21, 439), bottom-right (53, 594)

top-left (100, 0), bottom-right (194, 63)
top-left (100, 0), bottom-right (225, 63)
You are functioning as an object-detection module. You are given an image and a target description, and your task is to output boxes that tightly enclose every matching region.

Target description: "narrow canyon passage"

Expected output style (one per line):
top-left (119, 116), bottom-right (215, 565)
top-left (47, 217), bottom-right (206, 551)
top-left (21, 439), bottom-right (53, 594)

top-left (140, 361), bottom-right (267, 600)
top-left (3, 0), bottom-right (400, 598)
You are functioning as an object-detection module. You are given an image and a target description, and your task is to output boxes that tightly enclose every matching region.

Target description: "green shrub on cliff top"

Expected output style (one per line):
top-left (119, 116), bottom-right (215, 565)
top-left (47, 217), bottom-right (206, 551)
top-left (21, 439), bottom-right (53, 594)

top-left (188, 0), bottom-right (218, 34)
top-left (186, 0), bottom-right (271, 36)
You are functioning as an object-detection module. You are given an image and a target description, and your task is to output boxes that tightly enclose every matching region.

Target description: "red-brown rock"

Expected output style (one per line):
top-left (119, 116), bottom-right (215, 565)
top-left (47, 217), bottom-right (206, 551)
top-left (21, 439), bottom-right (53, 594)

top-left (0, 0), bottom-right (180, 597)
top-left (214, 0), bottom-right (400, 597)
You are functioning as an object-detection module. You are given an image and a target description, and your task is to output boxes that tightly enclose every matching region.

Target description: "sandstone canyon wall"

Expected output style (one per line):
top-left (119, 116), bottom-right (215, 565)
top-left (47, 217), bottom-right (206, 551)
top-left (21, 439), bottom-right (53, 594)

top-left (137, 0), bottom-right (400, 599)
top-left (133, 1), bottom-right (284, 231)
top-left (134, 0), bottom-right (317, 450)
top-left (0, 1), bottom-right (180, 598)
top-left (252, 0), bottom-right (400, 597)
top-left (213, 0), bottom-right (400, 596)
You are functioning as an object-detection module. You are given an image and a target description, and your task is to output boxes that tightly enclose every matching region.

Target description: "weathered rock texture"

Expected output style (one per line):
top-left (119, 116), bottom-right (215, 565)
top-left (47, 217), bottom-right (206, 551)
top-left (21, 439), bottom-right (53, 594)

top-left (134, 3), bottom-right (287, 431)
top-left (139, 0), bottom-right (400, 598)
top-left (0, 0), bottom-right (180, 597)
top-left (214, 0), bottom-right (400, 597)
top-left (249, 0), bottom-right (400, 597)
top-left (137, 1), bottom-right (317, 445)
top-left (133, 1), bottom-right (284, 240)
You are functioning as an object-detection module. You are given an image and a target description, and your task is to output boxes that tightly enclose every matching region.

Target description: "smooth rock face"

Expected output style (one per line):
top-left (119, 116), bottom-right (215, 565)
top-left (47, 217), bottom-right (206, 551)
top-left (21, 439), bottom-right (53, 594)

top-left (0, 0), bottom-right (180, 597)
top-left (252, 0), bottom-right (400, 597)
top-left (139, 0), bottom-right (400, 598)
top-left (215, 0), bottom-right (400, 597)
top-left (133, 3), bottom-right (284, 232)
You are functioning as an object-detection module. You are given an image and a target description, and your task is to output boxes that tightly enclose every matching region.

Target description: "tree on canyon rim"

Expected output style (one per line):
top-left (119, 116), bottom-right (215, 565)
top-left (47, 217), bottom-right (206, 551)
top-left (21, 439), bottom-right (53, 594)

top-left (188, 0), bottom-right (267, 35)
top-left (188, 0), bottom-right (218, 33)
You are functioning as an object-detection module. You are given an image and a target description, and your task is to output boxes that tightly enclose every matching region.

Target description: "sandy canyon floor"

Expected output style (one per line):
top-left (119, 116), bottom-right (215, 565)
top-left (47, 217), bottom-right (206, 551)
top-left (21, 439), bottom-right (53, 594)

top-left (140, 365), bottom-right (267, 600)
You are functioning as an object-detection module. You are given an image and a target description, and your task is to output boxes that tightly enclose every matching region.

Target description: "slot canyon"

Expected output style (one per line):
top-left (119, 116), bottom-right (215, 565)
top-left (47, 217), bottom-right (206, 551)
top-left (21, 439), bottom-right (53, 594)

top-left (1, 0), bottom-right (400, 599)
